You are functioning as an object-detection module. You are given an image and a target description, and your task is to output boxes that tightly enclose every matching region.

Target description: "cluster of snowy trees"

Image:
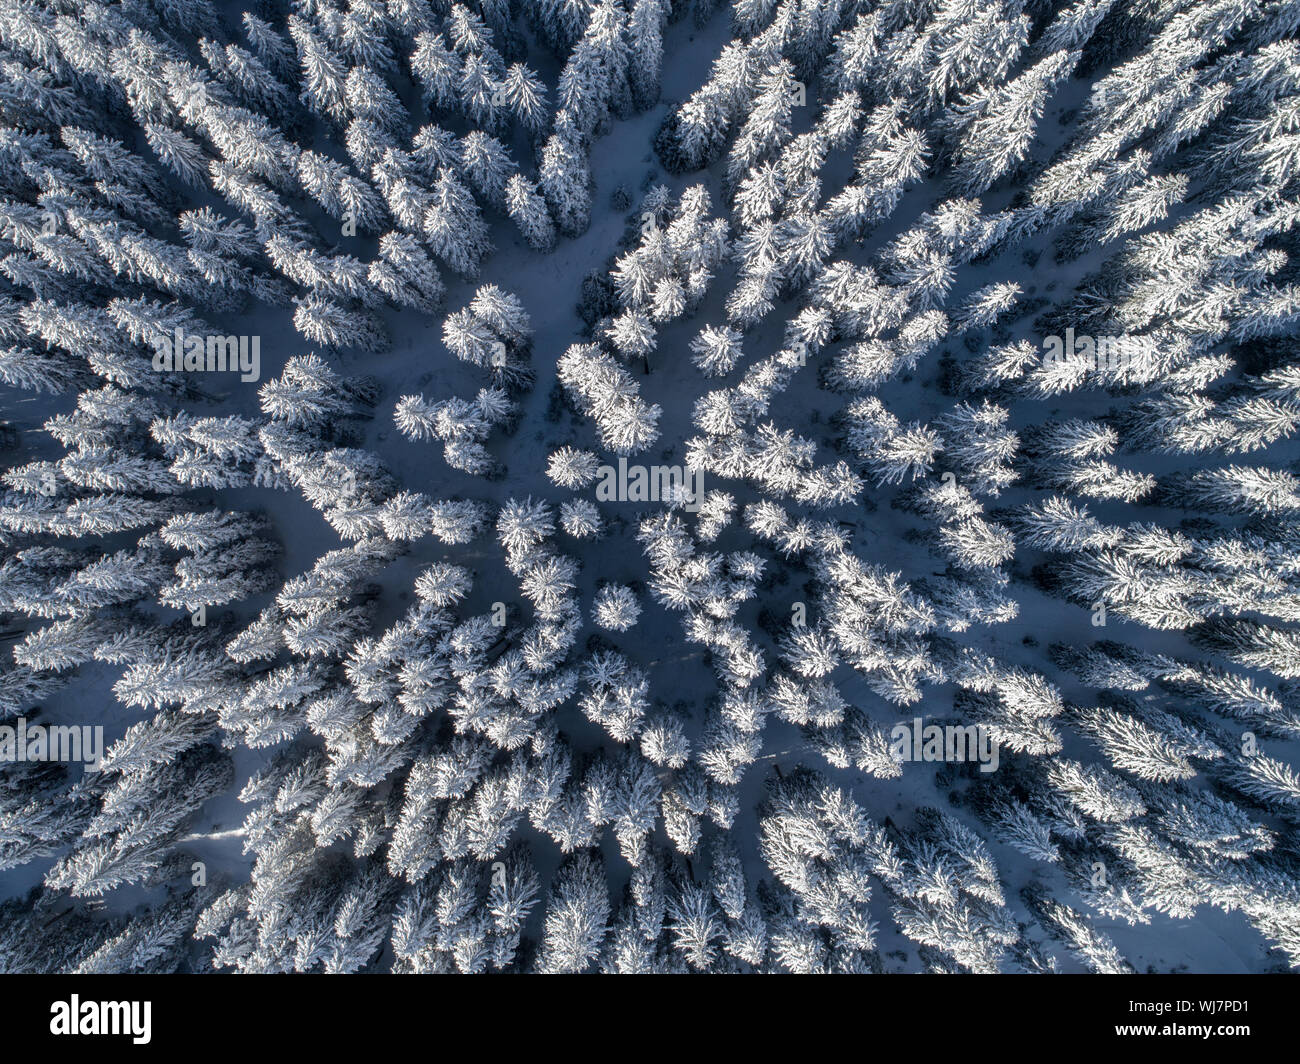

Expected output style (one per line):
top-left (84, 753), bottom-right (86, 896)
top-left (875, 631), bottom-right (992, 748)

top-left (394, 285), bottom-right (533, 474)
top-left (4, 0), bottom-right (1300, 975)
top-left (595, 185), bottom-right (731, 369)
top-left (557, 341), bottom-right (662, 453)
top-left (0, 0), bottom-right (676, 359)
top-left (629, 0), bottom-right (1300, 969)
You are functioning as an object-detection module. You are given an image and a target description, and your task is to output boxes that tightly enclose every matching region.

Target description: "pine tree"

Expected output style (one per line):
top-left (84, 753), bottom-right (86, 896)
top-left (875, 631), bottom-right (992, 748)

top-left (423, 168), bottom-right (493, 277)
top-left (627, 0), bottom-right (663, 111)
top-left (592, 583), bottom-right (642, 631)
top-left (539, 129), bottom-right (592, 238)
top-left (536, 851), bottom-right (610, 972)
top-left (504, 174), bottom-right (556, 252)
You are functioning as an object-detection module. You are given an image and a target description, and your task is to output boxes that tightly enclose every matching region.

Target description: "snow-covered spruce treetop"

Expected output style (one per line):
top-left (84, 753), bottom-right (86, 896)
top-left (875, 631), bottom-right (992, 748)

top-left (1, 0), bottom-right (1299, 975)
